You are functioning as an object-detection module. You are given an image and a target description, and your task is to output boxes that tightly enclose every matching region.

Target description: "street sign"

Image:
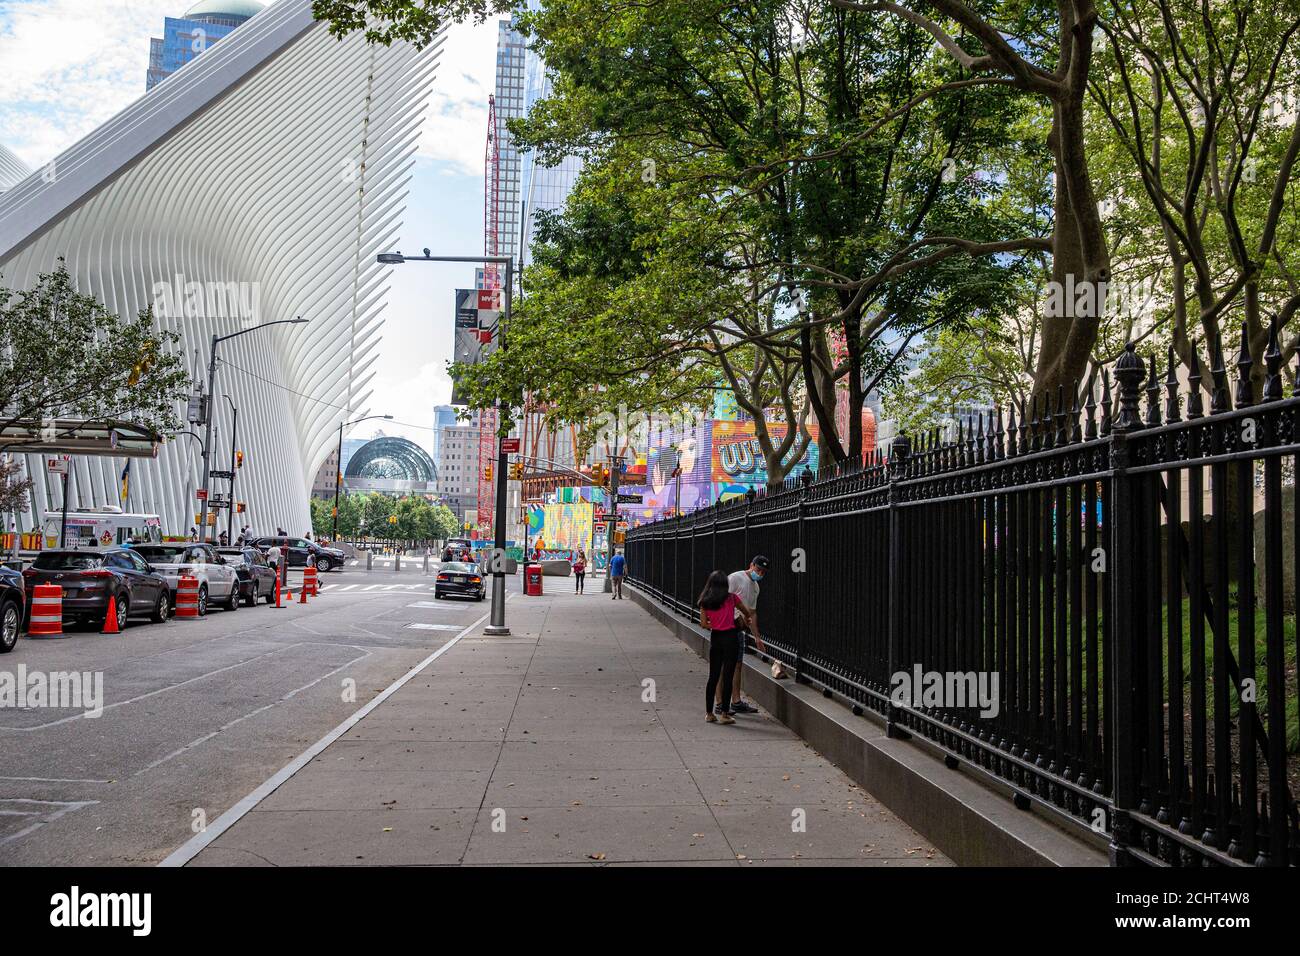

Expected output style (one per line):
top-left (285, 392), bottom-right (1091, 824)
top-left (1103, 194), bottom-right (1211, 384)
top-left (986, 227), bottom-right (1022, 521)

top-left (196, 488), bottom-right (209, 501)
top-left (45, 455), bottom-right (69, 475)
top-left (594, 522), bottom-right (607, 533)
top-left (501, 437), bottom-right (520, 453)
top-left (616, 494), bottom-right (643, 504)
top-left (210, 470), bottom-right (234, 481)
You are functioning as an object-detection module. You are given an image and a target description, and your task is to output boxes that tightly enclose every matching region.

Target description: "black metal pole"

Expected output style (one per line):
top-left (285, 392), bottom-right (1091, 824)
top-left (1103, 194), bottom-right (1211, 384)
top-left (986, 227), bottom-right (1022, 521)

top-left (332, 423), bottom-right (343, 541)
top-left (227, 404), bottom-right (238, 545)
top-left (58, 467), bottom-right (70, 548)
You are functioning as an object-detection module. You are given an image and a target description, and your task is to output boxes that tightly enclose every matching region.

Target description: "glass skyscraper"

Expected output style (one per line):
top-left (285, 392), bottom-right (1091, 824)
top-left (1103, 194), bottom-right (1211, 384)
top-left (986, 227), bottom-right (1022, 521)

top-left (147, 1), bottom-right (266, 90)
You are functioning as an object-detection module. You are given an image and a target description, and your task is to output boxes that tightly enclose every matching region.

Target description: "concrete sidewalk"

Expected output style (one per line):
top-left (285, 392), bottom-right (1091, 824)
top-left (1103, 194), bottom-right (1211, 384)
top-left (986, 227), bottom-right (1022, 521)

top-left (187, 588), bottom-right (949, 866)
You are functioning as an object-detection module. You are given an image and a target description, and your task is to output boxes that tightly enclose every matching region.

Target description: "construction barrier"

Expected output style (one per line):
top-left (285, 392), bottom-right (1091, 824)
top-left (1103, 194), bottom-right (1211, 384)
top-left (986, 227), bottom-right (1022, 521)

top-left (102, 594), bottom-right (121, 635)
top-left (175, 575), bottom-right (200, 619)
top-left (27, 583), bottom-right (63, 636)
top-left (303, 565), bottom-right (318, 597)
top-left (298, 569), bottom-right (310, 604)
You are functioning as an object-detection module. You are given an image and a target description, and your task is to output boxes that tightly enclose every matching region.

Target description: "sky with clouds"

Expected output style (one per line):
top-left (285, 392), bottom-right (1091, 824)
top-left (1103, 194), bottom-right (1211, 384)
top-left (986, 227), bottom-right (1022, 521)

top-left (0, 0), bottom-right (499, 450)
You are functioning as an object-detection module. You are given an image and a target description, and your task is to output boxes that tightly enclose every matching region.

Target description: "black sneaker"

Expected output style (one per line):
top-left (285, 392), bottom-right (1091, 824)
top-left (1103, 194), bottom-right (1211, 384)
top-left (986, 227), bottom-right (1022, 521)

top-left (730, 700), bottom-right (758, 714)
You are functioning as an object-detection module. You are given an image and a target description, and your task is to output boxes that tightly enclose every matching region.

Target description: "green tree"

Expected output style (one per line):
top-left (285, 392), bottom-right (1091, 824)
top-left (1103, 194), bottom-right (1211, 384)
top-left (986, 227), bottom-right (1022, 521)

top-left (0, 262), bottom-right (189, 439)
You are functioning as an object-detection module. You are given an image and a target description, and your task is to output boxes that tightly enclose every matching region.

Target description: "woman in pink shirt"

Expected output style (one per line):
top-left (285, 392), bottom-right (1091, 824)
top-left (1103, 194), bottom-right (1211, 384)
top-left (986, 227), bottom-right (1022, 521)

top-left (697, 571), bottom-right (754, 724)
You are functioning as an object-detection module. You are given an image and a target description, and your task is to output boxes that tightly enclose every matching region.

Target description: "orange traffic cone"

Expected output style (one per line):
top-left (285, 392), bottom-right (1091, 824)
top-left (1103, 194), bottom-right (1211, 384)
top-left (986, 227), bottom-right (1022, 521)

top-left (298, 579), bottom-right (309, 604)
top-left (102, 594), bottom-right (121, 634)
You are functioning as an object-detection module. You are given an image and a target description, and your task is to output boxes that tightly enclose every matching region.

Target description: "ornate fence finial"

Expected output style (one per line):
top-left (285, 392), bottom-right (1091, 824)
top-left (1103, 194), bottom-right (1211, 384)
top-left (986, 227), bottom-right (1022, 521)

top-left (1100, 368), bottom-right (1113, 435)
top-left (1070, 382), bottom-right (1083, 443)
top-left (1054, 383), bottom-right (1069, 445)
top-left (1030, 394), bottom-right (1043, 451)
top-left (1210, 334), bottom-right (1229, 413)
top-left (890, 432), bottom-right (911, 478)
top-left (1113, 342), bottom-right (1145, 432)
top-left (995, 406), bottom-right (1006, 459)
top-left (1145, 350), bottom-right (1162, 427)
top-left (1263, 316), bottom-right (1283, 402)
top-left (1234, 320), bottom-right (1255, 408)
top-left (1164, 345), bottom-right (1182, 423)
top-left (1187, 338), bottom-right (1205, 419)
top-left (1084, 373), bottom-right (1098, 440)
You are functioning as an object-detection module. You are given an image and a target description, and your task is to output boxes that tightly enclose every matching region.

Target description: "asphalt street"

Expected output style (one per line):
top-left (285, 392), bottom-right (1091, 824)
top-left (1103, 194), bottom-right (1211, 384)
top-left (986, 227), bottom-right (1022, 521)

top-left (0, 565), bottom-right (513, 865)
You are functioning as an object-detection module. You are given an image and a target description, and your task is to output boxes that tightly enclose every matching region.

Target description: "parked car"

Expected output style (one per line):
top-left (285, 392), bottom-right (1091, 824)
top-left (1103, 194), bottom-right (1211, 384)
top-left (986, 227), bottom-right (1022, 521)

top-left (128, 543), bottom-right (241, 616)
top-left (217, 547), bottom-right (277, 606)
top-left (21, 548), bottom-right (170, 629)
top-left (434, 562), bottom-right (485, 601)
top-left (1, 563), bottom-right (24, 652)
top-left (252, 536), bottom-right (345, 572)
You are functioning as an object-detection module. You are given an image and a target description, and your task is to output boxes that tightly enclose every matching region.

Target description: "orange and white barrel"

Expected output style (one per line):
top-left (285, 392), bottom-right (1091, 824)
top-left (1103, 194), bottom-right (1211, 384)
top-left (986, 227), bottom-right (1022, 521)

top-left (27, 583), bottom-right (63, 637)
top-left (175, 574), bottom-right (200, 619)
top-left (303, 566), bottom-right (318, 597)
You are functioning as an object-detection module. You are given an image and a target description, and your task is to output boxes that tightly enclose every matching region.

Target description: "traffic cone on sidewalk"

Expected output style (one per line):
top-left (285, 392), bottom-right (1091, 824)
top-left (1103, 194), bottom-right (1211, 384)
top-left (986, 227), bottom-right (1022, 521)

top-left (102, 595), bottom-right (121, 634)
top-left (298, 577), bottom-right (309, 604)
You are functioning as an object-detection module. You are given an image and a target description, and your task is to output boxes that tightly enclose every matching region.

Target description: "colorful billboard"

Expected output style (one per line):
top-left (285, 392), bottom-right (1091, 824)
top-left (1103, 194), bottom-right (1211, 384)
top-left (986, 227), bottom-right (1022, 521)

top-left (529, 501), bottom-right (594, 551)
top-left (710, 420), bottom-right (821, 485)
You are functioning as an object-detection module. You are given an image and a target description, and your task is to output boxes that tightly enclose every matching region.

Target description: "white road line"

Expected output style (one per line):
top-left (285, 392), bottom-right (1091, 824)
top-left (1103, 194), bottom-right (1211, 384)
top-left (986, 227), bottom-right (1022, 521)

top-left (132, 645), bottom-right (371, 777)
top-left (0, 643), bottom-right (306, 732)
top-left (362, 585), bottom-right (384, 591)
top-left (159, 601), bottom-right (501, 867)
top-left (0, 776), bottom-right (111, 784)
top-left (337, 584), bottom-right (359, 591)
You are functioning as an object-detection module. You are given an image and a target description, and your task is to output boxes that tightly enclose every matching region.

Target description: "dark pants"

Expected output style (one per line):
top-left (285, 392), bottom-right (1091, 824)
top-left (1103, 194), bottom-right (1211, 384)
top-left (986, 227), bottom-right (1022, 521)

top-left (574, 570), bottom-right (585, 592)
top-left (706, 628), bottom-right (741, 714)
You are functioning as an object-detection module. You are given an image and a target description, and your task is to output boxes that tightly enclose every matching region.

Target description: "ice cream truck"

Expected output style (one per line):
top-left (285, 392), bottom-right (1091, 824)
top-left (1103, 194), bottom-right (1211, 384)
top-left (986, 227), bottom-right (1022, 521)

top-left (41, 507), bottom-right (164, 550)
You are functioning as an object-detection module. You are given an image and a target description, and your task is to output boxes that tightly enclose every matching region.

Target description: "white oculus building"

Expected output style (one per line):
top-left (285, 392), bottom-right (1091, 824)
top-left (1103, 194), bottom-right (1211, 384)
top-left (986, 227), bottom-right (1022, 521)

top-left (0, 0), bottom-right (442, 536)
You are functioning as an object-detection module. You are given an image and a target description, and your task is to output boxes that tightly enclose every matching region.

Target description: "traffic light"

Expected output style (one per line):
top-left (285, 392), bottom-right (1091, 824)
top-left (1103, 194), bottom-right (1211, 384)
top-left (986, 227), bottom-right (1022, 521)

top-left (485, 464), bottom-right (493, 481)
top-left (236, 502), bottom-right (246, 514)
top-left (235, 450), bottom-right (245, 469)
top-left (509, 462), bottom-right (523, 480)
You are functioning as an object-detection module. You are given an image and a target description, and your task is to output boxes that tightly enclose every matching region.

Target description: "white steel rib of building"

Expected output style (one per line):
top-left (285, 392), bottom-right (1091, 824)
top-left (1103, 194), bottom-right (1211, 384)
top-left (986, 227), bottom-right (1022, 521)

top-left (0, 0), bottom-right (442, 537)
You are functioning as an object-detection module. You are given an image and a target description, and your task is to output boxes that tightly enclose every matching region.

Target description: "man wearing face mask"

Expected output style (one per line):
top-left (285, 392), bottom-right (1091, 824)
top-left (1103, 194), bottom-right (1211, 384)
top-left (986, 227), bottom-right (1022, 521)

top-left (716, 555), bottom-right (769, 715)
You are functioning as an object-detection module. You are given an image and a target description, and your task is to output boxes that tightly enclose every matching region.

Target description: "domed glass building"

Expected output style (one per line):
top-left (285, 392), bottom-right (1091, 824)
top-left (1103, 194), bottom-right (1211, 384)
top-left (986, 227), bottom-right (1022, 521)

top-left (147, 2), bottom-right (267, 90)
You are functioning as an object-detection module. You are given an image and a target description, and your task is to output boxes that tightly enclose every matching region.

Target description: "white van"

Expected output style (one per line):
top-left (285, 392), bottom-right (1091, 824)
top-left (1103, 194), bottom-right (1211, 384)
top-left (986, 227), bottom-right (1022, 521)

top-left (41, 507), bottom-right (164, 550)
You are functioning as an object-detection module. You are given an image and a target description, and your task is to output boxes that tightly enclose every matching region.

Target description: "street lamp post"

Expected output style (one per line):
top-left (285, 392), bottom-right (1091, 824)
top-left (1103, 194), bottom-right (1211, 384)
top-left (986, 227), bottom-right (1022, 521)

top-left (198, 318), bottom-right (309, 539)
top-left (220, 394), bottom-right (239, 546)
top-left (377, 250), bottom-right (515, 636)
top-left (332, 414), bottom-right (394, 542)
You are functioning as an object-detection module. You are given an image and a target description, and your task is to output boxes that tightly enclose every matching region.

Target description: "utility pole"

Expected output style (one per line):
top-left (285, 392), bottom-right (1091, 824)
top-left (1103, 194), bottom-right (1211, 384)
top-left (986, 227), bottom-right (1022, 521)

top-left (604, 454), bottom-right (623, 593)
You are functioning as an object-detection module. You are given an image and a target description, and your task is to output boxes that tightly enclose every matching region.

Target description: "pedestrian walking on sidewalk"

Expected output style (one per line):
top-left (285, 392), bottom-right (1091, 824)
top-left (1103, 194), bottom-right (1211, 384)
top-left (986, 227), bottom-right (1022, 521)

top-left (698, 571), bottom-right (754, 725)
top-left (267, 542), bottom-right (282, 576)
top-left (573, 550), bottom-right (587, 593)
top-left (716, 555), bottom-right (769, 715)
top-left (609, 550), bottom-right (626, 599)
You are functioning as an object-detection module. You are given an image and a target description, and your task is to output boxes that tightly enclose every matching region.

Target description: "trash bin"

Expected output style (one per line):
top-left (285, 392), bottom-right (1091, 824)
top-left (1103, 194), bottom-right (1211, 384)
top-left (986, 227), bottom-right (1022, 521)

top-left (525, 563), bottom-right (544, 596)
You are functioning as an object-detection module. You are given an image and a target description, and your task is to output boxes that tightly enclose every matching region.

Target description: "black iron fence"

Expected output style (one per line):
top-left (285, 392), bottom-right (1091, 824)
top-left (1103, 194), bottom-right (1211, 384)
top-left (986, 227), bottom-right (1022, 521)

top-left (626, 329), bottom-right (1298, 867)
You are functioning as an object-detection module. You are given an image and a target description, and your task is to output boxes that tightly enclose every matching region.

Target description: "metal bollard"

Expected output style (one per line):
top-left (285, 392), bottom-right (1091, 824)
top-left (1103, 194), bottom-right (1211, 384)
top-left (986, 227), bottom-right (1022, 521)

top-left (366, 551), bottom-right (373, 571)
top-left (395, 553), bottom-right (401, 573)
top-left (424, 553), bottom-right (430, 574)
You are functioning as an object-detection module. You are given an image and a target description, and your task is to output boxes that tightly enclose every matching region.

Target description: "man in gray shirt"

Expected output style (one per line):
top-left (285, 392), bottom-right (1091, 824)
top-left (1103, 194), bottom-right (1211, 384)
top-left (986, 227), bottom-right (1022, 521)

top-left (715, 555), bottom-right (769, 714)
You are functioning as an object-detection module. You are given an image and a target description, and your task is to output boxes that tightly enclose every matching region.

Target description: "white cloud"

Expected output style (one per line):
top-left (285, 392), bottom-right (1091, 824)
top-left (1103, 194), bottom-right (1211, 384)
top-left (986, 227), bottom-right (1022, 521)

top-left (416, 19), bottom-right (496, 176)
top-left (0, 0), bottom-right (174, 167)
top-left (0, 4), bottom-right (499, 175)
